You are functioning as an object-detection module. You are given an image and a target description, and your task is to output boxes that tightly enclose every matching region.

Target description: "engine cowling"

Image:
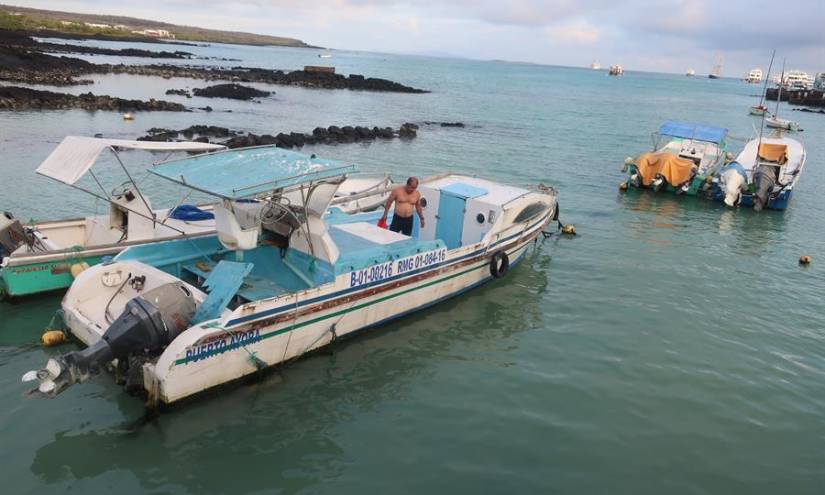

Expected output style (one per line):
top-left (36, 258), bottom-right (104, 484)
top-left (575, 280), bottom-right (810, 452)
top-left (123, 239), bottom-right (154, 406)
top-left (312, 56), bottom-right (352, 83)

top-left (23, 283), bottom-right (197, 397)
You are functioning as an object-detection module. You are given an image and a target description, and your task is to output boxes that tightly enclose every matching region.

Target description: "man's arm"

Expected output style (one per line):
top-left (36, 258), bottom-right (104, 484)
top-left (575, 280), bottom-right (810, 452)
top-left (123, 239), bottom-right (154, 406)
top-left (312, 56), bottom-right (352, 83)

top-left (381, 190), bottom-right (396, 221)
top-left (415, 194), bottom-right (426, 228)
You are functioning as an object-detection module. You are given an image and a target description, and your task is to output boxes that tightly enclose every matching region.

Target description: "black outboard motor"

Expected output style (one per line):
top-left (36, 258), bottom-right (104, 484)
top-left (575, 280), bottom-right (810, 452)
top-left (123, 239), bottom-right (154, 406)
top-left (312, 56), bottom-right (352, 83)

top-left (23, 283), bottom-right (197, 397)
top-left (752, 164), bottom-right (777, 212)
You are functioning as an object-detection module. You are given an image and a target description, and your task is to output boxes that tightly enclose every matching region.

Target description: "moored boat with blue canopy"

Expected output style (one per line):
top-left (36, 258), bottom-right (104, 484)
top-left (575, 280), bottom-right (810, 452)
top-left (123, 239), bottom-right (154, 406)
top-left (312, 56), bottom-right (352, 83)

top-left (23, 145), bottom-right (560, 406)
top-left (621, 120), bottom-right (730, 195)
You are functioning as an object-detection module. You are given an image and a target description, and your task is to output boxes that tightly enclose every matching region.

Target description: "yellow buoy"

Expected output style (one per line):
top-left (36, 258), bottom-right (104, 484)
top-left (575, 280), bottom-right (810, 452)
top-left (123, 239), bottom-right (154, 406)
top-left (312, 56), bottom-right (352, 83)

top-left (799, 255), bottom-right (812, 265)
top-left (41, 330), bottom-right (66, 347)
top-left (561, 224), bottom-right (576, 235)
top-left (70, 261), bottom-right (90, 278)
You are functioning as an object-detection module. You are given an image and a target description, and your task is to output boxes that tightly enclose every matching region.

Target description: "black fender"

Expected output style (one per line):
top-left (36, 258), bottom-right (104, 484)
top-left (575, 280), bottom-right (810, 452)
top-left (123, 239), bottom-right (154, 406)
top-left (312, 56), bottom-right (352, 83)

top-left (490, 251), bottom-right (510, 278)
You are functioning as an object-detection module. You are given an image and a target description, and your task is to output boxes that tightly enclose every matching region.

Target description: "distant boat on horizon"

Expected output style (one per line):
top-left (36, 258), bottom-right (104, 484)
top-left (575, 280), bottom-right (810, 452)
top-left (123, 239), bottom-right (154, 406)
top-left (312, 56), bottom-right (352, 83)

top-left (608, 64), bottom-right (623, 76)
top-left (686, 68), bottom-right (695, 77)
top-left (590, 60), bottom-right (601, 70)
top-left (709, 54), bottom-right (723, 79)
top-left (745, 68), bottom-right (763, 83)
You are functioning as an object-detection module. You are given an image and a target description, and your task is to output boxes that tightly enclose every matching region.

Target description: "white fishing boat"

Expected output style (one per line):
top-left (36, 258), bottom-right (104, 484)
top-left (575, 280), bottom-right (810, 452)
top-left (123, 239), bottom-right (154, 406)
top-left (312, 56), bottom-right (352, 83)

top-left (590, 60), bottom-right (601, 70)
top-left (686, 68), bottom-right (695, 77)
top-left (23, 146), bottom-right (560, 406)
top-left (714, 133), bottom-right (806, 211)
top-left (0, 137), bottom-right (225, 299)
top-left (745, 68), bottom-right (763, 83)
top-left (608, 64), bottom-right (623, 76)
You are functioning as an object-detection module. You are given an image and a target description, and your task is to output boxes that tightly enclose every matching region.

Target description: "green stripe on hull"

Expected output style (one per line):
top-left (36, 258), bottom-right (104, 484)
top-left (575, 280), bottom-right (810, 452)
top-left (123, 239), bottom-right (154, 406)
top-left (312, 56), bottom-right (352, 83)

top-left (174, 261), bottom-right (489, 366)
top-left (0, 255), bottom-right (104, 298)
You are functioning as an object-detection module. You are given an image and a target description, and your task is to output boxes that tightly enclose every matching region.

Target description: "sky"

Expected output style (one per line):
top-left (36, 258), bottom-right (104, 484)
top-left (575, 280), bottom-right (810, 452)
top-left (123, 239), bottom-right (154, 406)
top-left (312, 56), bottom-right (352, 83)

top-left (11, 0), bottom-right (825, 75)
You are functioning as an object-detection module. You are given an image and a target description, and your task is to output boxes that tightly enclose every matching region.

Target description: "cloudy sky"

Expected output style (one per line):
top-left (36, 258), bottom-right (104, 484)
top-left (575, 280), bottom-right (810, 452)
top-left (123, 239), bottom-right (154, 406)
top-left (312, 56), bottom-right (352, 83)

top-left (13, 0), bottom-right (825, 75)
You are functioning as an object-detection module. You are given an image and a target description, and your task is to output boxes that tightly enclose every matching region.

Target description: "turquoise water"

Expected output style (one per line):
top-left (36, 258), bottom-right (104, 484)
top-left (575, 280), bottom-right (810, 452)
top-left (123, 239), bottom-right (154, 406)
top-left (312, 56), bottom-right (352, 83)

top-left (2, 42), bottom-right (824, 494)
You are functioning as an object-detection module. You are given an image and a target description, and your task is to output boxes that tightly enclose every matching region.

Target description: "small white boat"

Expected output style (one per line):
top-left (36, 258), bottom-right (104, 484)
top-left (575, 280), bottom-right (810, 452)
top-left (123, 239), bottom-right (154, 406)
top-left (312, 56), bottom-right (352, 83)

top-left (608, 64), bottom-right (623, 76)
top-left (714, 133), bottom-right (806, 211)
top-left (318, 51), bottom-right (332, 59)
top-left (686, 68), bottom-right (695, 77)
top-left (330, 174), bottom-right (393, 214)
top-left (0, 137), bottom-right (225, 298)
top-left (23, 146), bottom-right (560, 406)
top-left (750, 105), bottom-right (769, 116)
top-left (764, 60), bottom-right (802, 131)
top-left (590, 60), bottom-right (601, 70)
top-left (765, 115), bottom-right (801, 131)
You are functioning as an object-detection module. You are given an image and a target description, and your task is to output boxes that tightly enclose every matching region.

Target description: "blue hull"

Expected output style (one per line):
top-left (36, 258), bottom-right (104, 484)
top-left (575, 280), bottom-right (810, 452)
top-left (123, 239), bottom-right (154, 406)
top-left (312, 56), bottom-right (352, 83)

top-left (710, 186), bottom-right (793, 210)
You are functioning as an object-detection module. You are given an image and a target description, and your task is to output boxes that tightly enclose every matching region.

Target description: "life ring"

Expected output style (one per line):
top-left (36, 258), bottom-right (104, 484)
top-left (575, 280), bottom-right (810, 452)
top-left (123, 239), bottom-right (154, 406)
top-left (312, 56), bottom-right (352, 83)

top-left (490, 251), bottom-right (509, 278)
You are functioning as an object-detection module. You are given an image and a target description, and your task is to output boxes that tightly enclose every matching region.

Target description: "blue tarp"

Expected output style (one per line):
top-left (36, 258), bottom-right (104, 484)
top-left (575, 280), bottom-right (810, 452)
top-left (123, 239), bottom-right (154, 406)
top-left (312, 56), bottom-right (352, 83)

top-left (659, 121), bottom-right (727, 144)
top-left (150, 146), bottom-right (357, 199)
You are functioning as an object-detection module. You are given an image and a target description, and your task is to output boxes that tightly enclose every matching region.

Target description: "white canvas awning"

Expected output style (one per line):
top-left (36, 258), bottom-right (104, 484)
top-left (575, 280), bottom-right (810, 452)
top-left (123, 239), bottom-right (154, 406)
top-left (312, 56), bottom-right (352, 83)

top-left (36, 136), bottom-right (226, 185)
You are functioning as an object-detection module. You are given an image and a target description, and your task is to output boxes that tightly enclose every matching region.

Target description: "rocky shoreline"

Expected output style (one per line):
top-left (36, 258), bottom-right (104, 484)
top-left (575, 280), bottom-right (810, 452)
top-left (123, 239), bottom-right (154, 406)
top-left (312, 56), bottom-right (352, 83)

top-left (0, 86), bottom-right (187, 111)
top-left (0, 30), bottom-right (428, 92)
top-left (102, 64), bottom-right (428, 93)
top-left (137, 122), bottom-right (430, 148)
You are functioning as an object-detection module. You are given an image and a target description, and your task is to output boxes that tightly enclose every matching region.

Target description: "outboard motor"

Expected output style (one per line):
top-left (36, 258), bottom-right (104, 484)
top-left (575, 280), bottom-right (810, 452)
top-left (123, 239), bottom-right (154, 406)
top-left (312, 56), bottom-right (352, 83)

top-left (752, 165), bottom-right (777, 212)
top-left (23, 283), bottom-right (197, 397)
top-left (719, 162), bottom-right (748, 207)
top-left (0, 212), bottom-right (25, 257)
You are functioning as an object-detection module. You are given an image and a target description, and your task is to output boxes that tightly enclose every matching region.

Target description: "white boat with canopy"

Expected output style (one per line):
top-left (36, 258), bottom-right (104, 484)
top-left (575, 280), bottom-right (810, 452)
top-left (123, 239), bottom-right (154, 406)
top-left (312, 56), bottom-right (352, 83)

top-left (0, 137), bottom-right (225, 298)
top-left (23, 146), bottom-right (560, 406)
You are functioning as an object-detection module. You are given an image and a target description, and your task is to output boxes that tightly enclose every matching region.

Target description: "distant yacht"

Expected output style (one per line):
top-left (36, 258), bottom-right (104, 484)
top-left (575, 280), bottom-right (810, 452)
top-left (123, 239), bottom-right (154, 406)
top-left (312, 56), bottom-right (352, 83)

top-left (318, 50), bottom-right (332, 59)
top-left (709, 54), bottom-right (723, 79)
top-left (686, 68), bottom-right (695, 77)
top-left (745, 68), bottom-right (762, 83)
top-left (590, 60), bottom-right (601, 70)
top-left (608, 64), bottom-right (623, 76)
top-left (783, 70), bottom-right (813, 90)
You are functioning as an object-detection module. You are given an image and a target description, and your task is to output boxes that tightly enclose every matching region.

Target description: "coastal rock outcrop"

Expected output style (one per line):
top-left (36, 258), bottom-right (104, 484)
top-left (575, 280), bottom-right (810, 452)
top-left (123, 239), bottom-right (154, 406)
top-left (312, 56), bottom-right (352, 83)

top-left (0, 86), bottom-right (188, 112)
top-left (192, 83), bottom-right (272, 100)
top-left (165, 89), bottom-right (192, 98)
top-left (136, 122), bottom-right (429, 148)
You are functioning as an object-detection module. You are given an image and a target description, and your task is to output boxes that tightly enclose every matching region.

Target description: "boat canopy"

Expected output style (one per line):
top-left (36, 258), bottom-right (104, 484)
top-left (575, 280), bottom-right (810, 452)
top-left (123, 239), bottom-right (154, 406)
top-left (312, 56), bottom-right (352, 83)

top-left (36, 136), bottom-right (226, 185)
top-left (659, 121), bottom-right (727, 144)
top-left (150, 146), bottom-right (358, 200)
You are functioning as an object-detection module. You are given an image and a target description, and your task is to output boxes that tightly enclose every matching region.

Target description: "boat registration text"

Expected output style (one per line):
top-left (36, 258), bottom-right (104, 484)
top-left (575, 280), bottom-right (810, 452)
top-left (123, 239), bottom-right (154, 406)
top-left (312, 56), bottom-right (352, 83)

top-left (348, 248), bottom-right (447, 288)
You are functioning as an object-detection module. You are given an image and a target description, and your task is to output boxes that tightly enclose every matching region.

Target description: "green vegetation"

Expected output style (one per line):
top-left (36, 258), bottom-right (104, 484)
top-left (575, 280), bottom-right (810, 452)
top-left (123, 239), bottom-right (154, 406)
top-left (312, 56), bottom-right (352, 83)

top-left (0, 4), bottom-right (314, 47)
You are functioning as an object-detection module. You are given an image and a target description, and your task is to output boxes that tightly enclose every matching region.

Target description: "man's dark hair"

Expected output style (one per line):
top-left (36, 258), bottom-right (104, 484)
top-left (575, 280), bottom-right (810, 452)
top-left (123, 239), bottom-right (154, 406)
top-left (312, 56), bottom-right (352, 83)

top-left (406, 177), bottom-right (419, 186)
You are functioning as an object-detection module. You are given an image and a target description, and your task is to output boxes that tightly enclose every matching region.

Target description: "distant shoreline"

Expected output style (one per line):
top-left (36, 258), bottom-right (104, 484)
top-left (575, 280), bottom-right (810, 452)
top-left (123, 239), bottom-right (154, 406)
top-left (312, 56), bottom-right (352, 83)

top-left (0, 3), bottom-right (321, 49)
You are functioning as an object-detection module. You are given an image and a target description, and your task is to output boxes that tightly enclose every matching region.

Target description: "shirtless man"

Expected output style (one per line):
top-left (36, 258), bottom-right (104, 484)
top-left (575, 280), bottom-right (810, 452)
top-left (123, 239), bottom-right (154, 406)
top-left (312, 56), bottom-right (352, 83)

top-left (380, 177), bottom-right (425, 236)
